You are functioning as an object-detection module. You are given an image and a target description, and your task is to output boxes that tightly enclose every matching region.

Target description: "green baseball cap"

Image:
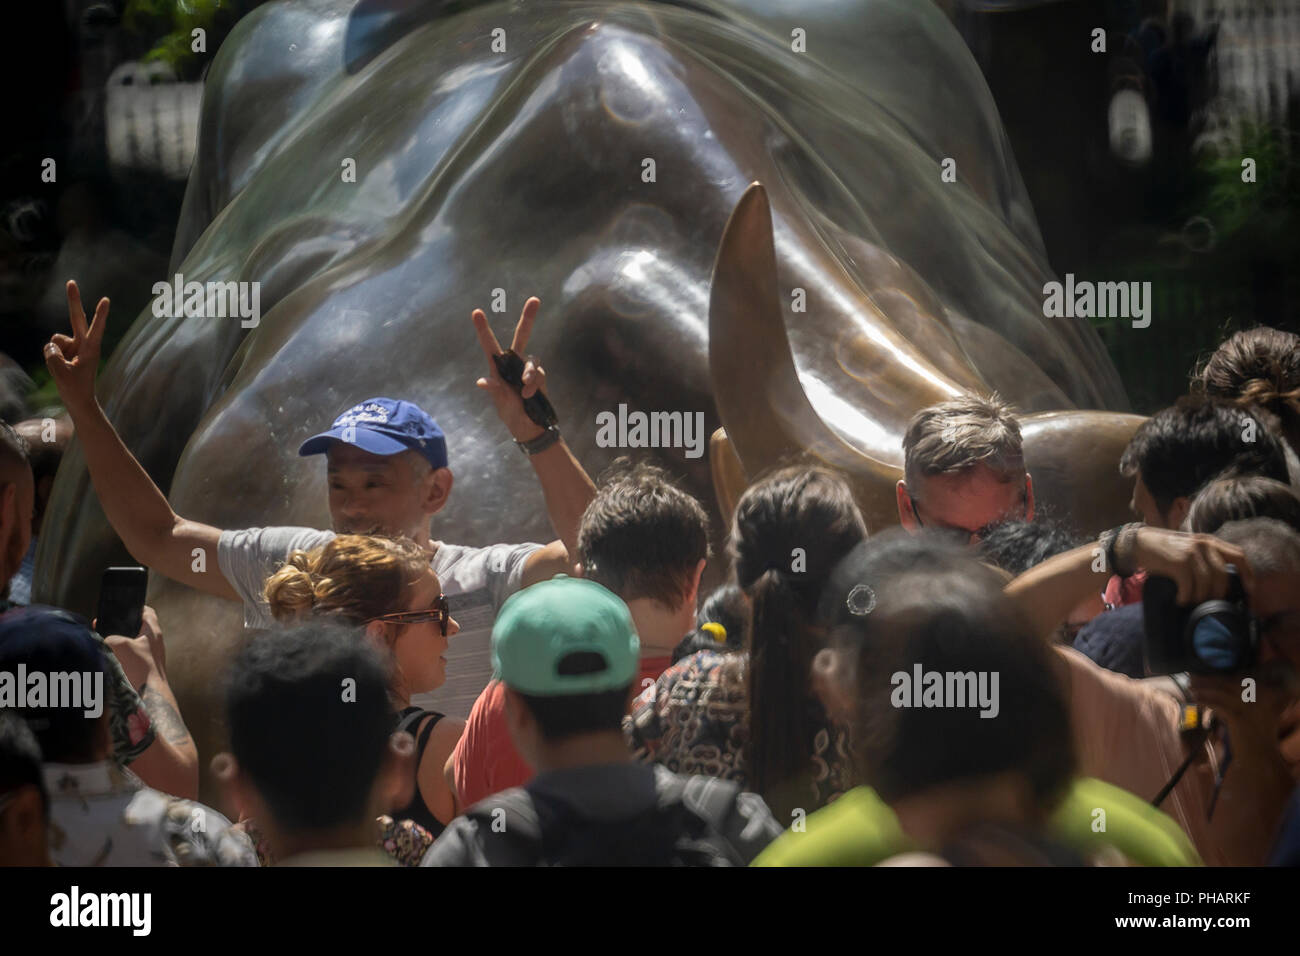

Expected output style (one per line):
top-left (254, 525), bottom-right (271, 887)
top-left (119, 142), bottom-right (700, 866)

top-left (491, 575), bottom-right (640, 696)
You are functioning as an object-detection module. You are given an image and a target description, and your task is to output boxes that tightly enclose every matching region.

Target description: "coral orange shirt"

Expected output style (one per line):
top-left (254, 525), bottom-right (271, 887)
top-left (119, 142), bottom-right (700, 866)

top-left (451, 656), bottom-right (675, 809)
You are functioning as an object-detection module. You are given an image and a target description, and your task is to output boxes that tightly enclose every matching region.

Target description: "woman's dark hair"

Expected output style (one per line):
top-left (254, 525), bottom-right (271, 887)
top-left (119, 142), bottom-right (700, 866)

top-left (1194, 326), bottom-right (1300, 454)
top-left (729, 466), bottom-right (868, 820)
top-left (977, 519), bottom-right (1083, 576)
top-left (671, 583), bottom-right (749, 662)
top-left (1185, 476), bottom-right (1300, 534)
top-left (825, 532), bottom-right (1075, 813)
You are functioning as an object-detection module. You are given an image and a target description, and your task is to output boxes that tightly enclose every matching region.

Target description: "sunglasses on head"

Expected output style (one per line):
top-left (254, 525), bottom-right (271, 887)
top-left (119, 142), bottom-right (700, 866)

top-left (369, 594), bottom-right (451, 636)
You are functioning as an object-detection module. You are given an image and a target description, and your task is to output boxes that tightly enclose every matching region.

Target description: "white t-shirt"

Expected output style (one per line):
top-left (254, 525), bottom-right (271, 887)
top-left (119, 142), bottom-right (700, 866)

top-left (218, 526), bottom-right (540, 716)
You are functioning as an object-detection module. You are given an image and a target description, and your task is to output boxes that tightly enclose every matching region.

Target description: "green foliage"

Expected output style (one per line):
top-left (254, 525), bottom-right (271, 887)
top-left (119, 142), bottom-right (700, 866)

top-left (1193, 122), bottom-right (1300, 240)
top-left (25, 366), bottom-right (67, 418)
top-left (122, 0), bottom-right (256, 75)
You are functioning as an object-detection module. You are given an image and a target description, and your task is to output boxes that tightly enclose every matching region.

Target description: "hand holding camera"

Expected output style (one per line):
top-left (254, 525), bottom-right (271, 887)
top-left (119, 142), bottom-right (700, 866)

top-left (1126, 527), bottom-right (1253, 605)
top-left (1130, 528), bottom-right (1257, 676)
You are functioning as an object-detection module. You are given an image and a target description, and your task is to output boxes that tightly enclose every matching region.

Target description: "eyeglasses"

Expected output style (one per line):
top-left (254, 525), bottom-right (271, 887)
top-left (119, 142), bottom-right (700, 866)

top-left (907, 489), bottom-right (1026, 546)
top-left (369, 595), bottom-right (452, 636)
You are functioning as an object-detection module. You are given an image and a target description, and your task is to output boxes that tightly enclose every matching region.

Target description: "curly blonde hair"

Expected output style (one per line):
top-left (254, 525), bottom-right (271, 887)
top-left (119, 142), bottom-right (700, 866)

top-left (263, 535), bottom-right (430, 625)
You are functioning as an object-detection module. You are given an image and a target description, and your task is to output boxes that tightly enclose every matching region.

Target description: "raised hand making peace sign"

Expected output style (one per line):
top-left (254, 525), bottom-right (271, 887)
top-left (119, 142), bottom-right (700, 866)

top-left (471, 296), bottom-right (555, 442)
top-left (44, 280), bottom-right (110, 415)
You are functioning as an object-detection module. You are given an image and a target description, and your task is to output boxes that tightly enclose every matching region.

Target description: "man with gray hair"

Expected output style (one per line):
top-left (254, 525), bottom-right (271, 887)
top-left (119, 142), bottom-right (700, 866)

top-left (896, 394), bottom-right (1033, 544)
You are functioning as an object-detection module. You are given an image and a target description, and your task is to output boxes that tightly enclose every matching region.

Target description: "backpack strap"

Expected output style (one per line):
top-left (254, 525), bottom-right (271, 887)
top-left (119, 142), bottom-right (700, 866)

top-left (464, 789), bottom-right (546, 867)
top-left (676, 773), bottom-right (754, 865)
top-left (678, 773), bottom-right (740, 825)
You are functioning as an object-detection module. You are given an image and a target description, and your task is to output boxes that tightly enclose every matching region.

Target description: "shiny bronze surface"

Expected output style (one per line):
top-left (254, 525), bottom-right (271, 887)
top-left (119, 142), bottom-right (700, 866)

top-left (34, 0), bottom-right (1137, 801)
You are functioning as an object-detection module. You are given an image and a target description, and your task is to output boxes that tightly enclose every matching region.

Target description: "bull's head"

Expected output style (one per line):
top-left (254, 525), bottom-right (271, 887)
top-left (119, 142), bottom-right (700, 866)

top-left (708, 181), bottom-right (1142, 532)
top-left (34, 0), bottom-right (1142, 800)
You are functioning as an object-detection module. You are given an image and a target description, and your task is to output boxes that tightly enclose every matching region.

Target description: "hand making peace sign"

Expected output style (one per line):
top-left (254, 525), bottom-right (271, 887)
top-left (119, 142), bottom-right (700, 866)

top-left (471, 296), bottom-right (551, 442)
top-left (44, 280), bottom-right (110, 415)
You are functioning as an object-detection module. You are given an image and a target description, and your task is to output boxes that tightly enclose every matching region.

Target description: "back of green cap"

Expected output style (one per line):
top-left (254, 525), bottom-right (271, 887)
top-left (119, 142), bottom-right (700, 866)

top-left (491, 575), bottom-right (640, 696)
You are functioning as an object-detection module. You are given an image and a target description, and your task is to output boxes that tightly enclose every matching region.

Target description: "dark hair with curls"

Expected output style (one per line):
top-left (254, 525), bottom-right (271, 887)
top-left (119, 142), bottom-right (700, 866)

top-left (1194, 326), bottom-right (1300, 453)
top-left (729, 466), bottom-right (868, 820)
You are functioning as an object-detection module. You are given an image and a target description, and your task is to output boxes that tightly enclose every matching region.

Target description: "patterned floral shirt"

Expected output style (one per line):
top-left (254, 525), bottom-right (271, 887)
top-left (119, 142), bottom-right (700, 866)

top-left (44, 761), bottom-right (257, 866)
top-left (623, 649), bottom-right (854, 811)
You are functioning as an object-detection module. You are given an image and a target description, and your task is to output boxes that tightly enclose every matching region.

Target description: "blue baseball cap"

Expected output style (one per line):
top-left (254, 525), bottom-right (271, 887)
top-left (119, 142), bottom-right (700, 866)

top-left (298, 397), bottom-right (448, 470)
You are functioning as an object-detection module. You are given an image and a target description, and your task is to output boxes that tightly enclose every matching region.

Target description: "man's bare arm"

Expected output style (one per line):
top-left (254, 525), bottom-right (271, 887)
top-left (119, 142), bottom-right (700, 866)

top-left (44, 281), bottom-right (236, 600)
top-left (470, 297), bottom-right (597, 585)
top-left (1006, 526), bottom-right (1254, 641)
top-left (522, 437), bottom-right (595, 580)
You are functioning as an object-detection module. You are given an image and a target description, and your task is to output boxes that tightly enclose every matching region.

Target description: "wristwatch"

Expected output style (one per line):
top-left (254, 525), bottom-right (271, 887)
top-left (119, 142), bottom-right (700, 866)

top-left (515, 425), bottom-right (562, 456)
top-left (1101, 521), bottom-right (1143, 577)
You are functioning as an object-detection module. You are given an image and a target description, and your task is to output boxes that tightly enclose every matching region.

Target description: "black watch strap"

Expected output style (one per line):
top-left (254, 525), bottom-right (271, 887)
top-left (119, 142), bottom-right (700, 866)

top-left (515, 425), bottom-right (561, 456)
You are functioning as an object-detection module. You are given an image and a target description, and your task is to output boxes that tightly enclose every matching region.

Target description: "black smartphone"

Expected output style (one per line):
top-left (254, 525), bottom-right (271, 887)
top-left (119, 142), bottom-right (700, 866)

top-left (492, 349), bottom-right (559, 429)
top-left (95, 566), bottom-right (148, 637)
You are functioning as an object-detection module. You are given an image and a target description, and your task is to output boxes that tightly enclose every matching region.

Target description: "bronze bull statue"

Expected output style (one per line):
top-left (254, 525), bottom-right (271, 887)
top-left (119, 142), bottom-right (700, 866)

top-left (34, 0), bottom-right (1142, 801)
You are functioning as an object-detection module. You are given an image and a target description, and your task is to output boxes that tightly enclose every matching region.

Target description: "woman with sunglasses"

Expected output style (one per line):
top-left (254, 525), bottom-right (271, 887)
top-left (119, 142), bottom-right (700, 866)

top-left (264, 534), bottom-right (462, 838)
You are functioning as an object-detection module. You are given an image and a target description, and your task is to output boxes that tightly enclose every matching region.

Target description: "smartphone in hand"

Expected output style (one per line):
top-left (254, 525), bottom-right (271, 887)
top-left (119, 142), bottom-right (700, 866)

top-left (492, 349), bottom-right (559, 429)
top-left (95, 566), bottom-right (148, 638)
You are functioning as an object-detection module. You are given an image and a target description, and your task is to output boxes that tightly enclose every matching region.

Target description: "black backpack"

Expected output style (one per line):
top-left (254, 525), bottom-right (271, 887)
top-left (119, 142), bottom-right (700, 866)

top-left (463, 772), bottom-right (749, 867)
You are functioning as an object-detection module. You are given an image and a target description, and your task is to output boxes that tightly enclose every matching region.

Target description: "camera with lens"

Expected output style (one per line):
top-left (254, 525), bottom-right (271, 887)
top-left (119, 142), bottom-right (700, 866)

top-left (1143, 565), bottom-right (1258, 675)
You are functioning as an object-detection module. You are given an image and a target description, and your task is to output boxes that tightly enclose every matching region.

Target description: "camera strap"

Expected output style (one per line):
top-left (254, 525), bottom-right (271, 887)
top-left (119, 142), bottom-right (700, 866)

top-left (1151, 733), bottom-right (1204, 809)
top-left (1151, 696), bottom-right (1211, 810)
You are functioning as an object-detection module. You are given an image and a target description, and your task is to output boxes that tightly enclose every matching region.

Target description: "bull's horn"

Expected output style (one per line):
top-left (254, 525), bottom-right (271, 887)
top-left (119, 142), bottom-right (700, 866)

top-left (708, 182), bottom-right (899, 521)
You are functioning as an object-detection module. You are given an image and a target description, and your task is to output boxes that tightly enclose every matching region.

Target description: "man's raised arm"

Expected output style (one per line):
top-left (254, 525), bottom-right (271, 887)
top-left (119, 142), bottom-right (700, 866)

top-left (470, 298), bottom-right (596, 587)
top-left (44, 281), bottom-right (237, 601)
top-left (1005, 526), bottom-right (1252, 641)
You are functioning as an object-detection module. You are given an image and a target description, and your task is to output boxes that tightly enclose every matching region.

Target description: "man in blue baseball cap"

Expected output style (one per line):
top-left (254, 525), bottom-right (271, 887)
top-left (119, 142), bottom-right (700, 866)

top-left (46, 284), bottom-right (597, 714)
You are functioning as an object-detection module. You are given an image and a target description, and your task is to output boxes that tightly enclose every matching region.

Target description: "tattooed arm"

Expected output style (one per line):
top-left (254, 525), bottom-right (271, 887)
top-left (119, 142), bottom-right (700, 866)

top-left (106, 607), bottom-right (199, 798)
top-left (125, 679), bottom-right (198, 798)
top-left (140, 683), bottom-right (193, 749)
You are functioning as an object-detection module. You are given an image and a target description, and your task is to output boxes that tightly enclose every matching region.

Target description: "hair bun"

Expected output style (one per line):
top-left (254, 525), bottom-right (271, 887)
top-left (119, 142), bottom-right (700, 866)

top-left (264, 564), bottom-right (319, 622)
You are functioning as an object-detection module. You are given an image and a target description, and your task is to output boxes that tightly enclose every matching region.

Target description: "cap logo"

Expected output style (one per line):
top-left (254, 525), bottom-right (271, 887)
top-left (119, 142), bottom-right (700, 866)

top-left (335, 402), bottom-right (392, 427)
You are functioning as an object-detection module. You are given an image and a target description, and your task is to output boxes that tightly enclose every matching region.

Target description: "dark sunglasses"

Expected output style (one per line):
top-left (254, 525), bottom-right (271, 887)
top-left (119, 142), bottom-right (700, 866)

top-left (369, 595), bottom-right (451, 636)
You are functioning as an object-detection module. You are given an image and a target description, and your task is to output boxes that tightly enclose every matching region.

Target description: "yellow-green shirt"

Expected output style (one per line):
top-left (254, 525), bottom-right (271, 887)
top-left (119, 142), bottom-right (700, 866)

top-left (752, 777), bottom-right (1201, 866)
